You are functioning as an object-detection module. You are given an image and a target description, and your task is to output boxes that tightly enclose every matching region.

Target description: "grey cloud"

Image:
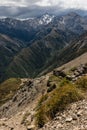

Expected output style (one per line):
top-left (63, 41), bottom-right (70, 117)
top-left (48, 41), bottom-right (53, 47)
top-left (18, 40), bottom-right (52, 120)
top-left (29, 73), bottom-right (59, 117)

top-left (0, 1), bottom-right (75, 18)
top-left (0, 5), bottom-right (65, 18)
top-left (0, 1), bottom-right (86, 19)
top-left (0, 0), bottom-right (40, 6)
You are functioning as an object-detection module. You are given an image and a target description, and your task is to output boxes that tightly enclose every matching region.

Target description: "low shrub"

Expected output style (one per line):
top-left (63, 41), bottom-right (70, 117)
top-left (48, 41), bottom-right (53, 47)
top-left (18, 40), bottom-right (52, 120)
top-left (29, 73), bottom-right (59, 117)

top-left (70, 66), bottom-right (77, 72)
top-left (36, 84), bottom-right (83, 128)
top-left (48, 75), bottom-right (61, 84)
top-left (35, 107), bottom-right (49, 128)
top-left (38, 94), bottom-right (48, 107)
top-left (59, 78), bottom-right (71, 87)
top-left (47, 84), bottom-right (56, 93)
top-left (76, 76), bottom-right (87, 91)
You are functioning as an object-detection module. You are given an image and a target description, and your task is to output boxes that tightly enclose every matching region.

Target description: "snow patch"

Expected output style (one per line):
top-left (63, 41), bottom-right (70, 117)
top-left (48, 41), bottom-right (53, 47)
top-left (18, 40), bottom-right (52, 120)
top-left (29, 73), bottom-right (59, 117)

top-left (39, 14), bottom-right (54, 25)
top-left (59, 17), bottom-right (65, 25)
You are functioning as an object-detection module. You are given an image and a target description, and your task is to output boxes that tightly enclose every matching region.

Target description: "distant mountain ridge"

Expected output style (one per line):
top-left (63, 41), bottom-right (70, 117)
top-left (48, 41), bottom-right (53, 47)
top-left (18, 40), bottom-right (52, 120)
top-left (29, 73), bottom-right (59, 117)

top-left (0, 12), bottom-right (87, 41)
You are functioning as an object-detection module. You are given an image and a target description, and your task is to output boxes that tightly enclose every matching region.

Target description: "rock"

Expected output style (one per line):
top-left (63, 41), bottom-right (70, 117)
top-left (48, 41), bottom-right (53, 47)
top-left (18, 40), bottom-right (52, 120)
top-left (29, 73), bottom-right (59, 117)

top-left (10, 128), bottom-right (14, 130)
top-left (65, 117), bottom-right (73, 122)
top-left (47, 80), bottom-right (51, 87)
top-left (85, 107), bottom-right (87, 110)
top-left (47, 84), bottom-right (56, 93)
top-left (0, 118), bottom-right (8, 121)
top-left (62, 114), bottom-right (66, 118)
top-left (74, 71), bottom-right (80, 77)
top-left (12, 95), bottom-right (17, 102)
top-left (66, 75), bottom-right (72, 80)
top-left (80, 125), bottom-right (84, 129)
top-left (27, 125), bottom-right (35, 130)
top-left (57, 123), bottom-right (63, 128)
top-left (85, 125), bottom-right (87, 129)
top-left (71, 75), bottom-right (76, 79)
top-left (77, 110), bottom-right (83, 116)
top-left (53, 69), bottom-right (66, 78)
top-left (73, 126), bottom-right (79, 130)
top-left (72, 114), bottom-right (77, 120)
top-left (26, 80), bottom-right (33, 87)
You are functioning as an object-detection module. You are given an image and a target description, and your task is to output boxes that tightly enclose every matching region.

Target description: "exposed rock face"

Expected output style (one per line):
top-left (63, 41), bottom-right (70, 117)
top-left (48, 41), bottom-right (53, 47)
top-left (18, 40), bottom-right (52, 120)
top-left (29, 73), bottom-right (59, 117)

top-left (0, 76), bottom-right (49, 118)
top-left (73, 64), bottom-right (87, 75)
top-left (39, 99), bottom-right (87, 130)
top-left (53, 63), bottom-right (87, 82)
top-left (53, 70), bottom-right (66, 78)
top-left (71, 64), bottom-right (87, 81)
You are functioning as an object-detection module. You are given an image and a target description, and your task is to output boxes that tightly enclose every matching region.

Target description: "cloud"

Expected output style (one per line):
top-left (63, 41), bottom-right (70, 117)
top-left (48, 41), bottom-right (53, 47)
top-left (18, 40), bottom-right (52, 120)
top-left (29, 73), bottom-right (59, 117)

top-left (36, 0), bottom-right (87, 10)
top-left (0, 0), bottom-right (39, 7)
top-left (0, 0), bottom-right (86, 18)
top-left (0, 6), bottom-right (61, 18)
top-left (0, 0), bottom-right (87, 9)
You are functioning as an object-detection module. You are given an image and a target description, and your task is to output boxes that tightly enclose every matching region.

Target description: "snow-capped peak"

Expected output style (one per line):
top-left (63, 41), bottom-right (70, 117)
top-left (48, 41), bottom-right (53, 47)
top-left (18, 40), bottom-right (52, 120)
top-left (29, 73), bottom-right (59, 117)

top-left (39, 14), bottom-right (54, 25)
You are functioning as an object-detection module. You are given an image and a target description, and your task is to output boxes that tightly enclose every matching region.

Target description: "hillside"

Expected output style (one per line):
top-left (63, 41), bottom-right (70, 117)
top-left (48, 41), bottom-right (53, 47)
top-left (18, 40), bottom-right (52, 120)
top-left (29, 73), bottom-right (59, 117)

top-left (0, 53), bottom-right (87, 130)
top-left (6, 29), bottom-right (69, 78)
top-left (0, 34), bottom-right (25, 82)
top-left (40, 32), bottom-right (87, 75)
top-left (6, 31), bottom-right (87, 80)
top-left (0, 78), bottom-right (21, 106)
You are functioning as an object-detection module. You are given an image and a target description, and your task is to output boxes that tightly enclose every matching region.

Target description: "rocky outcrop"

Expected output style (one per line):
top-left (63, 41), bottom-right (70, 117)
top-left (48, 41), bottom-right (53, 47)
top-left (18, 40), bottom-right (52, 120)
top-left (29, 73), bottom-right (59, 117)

top-left (0, 76), bottom-right (49, 118)
top-left (53, 70), bottom-right (66, 78)
top-left (53, 63), bottom-right (87, 82)
top-left (71, 64), bottom-right (87, 80)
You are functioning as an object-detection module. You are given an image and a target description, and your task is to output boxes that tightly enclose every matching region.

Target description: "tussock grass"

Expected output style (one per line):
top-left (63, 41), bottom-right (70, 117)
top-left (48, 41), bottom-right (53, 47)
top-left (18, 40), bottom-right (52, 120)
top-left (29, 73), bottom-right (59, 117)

top-left (0, 78), bottom-right (21, 106)
top-left (36, 82), bottom-right (83, 128)
top-left (76, 76), bottom-right (87, 91)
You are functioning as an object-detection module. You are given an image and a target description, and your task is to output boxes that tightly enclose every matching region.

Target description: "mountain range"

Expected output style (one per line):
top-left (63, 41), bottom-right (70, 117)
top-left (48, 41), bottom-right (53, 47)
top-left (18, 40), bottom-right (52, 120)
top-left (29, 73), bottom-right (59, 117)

top-left (0, 12), bottom-right (87, 82)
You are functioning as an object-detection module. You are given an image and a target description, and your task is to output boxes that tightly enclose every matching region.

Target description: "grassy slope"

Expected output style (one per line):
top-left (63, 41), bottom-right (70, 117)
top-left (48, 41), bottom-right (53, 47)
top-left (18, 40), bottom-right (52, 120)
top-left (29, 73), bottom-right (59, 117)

top-left (39, 33), bottom-right (87, 76)
top-left (0, 78), bottom-right (21, 106)
top-left (35, 69), bottom-right (87, 128)
top-left (35, 75), bottom-right (84, 128)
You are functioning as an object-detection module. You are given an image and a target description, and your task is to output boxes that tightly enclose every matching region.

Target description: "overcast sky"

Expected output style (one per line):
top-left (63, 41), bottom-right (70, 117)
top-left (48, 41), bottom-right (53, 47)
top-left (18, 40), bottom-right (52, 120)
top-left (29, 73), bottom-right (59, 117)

top-left (0, 0), bottom-right (87, 18)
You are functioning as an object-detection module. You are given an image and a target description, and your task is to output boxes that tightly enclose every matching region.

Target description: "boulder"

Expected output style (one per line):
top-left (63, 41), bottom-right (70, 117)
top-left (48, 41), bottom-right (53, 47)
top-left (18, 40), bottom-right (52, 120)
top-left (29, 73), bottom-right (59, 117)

top-left (65, 117), bottom-right (73, 122)
top-left (27, 125), bottom-right (35, 130)
top-left (53, 70), bottom-right (66, 77)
